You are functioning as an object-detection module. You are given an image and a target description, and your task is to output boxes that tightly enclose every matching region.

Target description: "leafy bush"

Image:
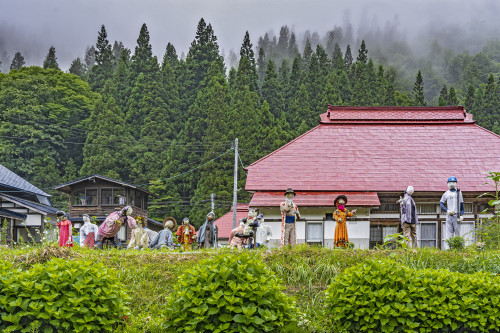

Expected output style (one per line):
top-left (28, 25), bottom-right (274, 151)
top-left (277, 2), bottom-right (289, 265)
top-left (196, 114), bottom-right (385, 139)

top-left (0, 258), bottom-right (130, 333)
top-left (325, 259), bottom-right (500, 332)
top-left (446, 235), bottom-right (466, 250)
top-left (162, 251), bottom-right (297, 332)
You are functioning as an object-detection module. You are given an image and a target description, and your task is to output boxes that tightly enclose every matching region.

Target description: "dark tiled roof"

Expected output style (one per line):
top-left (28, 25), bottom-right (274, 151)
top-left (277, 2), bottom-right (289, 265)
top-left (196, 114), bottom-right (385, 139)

top-left (0, 208), bottom-right (27, 220)
top-left (53, 174), bottom-right (155, 197)
top-left (0, 193), bottom-right (59, 215)
top-left (0, 164), bottom-right (50, 197)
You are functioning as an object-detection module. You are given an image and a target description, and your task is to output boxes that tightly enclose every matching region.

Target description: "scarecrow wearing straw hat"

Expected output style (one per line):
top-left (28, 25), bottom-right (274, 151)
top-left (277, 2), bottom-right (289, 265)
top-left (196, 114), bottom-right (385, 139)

top-left (149, 217), bottom-right (177, 249)
top-left (280, 188), bottom-right (301, 247)
top-left (333, 195), bottom-right (356, 247)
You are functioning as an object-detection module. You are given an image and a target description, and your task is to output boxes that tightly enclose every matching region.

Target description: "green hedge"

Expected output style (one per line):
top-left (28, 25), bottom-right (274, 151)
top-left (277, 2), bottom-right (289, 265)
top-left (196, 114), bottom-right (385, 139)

top-left (163, 251), bottom-right (297, 332)
top-left (0, 258), bottom-right (130, 333)
top-left (325, 259), bottom-right (500, 332)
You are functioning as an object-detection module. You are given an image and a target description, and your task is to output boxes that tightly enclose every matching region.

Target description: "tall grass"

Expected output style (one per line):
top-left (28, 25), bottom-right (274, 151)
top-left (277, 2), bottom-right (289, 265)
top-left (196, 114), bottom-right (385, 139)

top-left (1, 244), bottom-right (500, 332)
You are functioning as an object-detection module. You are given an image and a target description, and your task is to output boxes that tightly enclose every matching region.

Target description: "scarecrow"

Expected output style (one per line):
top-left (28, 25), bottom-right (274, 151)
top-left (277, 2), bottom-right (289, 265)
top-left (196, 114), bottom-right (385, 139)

top-left (229, 221), bottom-right (248, 249)
top-left (128, 216), bottom-right (148, 249)
top-left (150, 217), bottom-right (177, 249)
top-left (440, 176), bottom-right (464, 240)
top-left (95, 206), bottom-right (137, 249)
top-left (255, 215), bottom-right (272, 248)
top-left (56, 211), bottom-right (73, 247)
top-left (79, 214), bottom-right (98, 248)
top-left (176, 217), bottom-right (197, 251)
top-left (197, 212), bottom-right (216, 249)
top-left (333, 195), bottom-right (356, 247)
top-left (280, 188), bottom-right (301, 247)
top-left (398, 186), bottom-right (419, 248)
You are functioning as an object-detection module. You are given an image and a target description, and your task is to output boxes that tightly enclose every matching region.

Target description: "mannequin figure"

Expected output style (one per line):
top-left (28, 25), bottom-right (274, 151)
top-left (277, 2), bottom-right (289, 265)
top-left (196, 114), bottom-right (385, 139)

top-left (333, 195), bottom-right (356, 247)
top-left (79, 214), bottom-right (98, 248)
top-left (398, 186), bottom-right (419, 248)
top-left (229, 221), bottom-right (248, 249)
top-left (197, 212), bottom-right (216, 249)
top-left (177, 217), bottom-right (196, 251)
top-left (56, 211), bottom-right (73, 247)
top-left (440, 176), bottom-right (464, 240)
top-left (128, 216), bottom-right (148, 249)
top-left (150, 217), bottom-right (177, 249)
top-left (280, 188), bottom-right (301, 248)
top-left (255, 215), bottom-right (272, 247)
top-left (96, 206), bottom-right (137, 249)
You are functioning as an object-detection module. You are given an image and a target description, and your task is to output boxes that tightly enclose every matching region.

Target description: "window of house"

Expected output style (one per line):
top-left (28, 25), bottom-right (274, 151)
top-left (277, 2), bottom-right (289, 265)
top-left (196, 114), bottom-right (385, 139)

top-left (306, 222), bottom-right (323, 245)
top-left (135, 191), bottom-right (144, 209)
top-left (130, 190), bottom-right (136, 207)
top-left (114, 189), bottom-right (126, 205)
top-left (325, 213), bottom-right (333, 221)
top-left (73, 188), bottom-right (98, 206)
top-left (369, 224), bottom-right (398, 249)
top-left (374, 204), bottom-right (400, 213)
top-left (420, 223), bottom-right (437, 248)
top-left (464, 203), bottom-right (473, 214)
top-left (418, 204), bottom-right (436, 215)
top-left (101, 189), bottom-right (113, 205)
top-left (16, 227), bottom-right (41, 243)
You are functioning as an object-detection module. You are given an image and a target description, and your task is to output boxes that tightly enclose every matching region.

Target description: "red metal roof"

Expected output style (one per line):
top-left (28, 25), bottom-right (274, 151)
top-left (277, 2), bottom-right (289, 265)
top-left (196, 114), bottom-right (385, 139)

top-left (214, 204), bottom-right (249, 239)
top-left (249, 192), bottom-right (380, 207)
top-left (246, 106), bottom-right (500, 193)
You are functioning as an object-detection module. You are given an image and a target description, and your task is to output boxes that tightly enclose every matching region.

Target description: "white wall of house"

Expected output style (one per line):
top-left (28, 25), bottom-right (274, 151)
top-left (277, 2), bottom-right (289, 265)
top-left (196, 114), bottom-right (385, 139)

top-left (254, 203), bottom-right (476, 250)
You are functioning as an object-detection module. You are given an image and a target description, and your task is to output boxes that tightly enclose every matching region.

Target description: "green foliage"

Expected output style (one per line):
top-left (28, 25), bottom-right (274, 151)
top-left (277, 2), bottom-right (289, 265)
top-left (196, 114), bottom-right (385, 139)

top-left (325, 259), bottom-right (500, 333)
top-left (162, 251), bottom-right (297, 332)
top-left (42, 46), bottom-right (59, 70)
top-left (446, 235), bottom-right (466, 250)
top-left (0, 257), bottom-right (130, 332)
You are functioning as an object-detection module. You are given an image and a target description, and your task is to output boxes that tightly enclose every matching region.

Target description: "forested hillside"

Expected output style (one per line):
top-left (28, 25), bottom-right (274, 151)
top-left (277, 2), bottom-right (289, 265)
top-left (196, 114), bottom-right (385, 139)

top-left (1, 18), bottom-right (499, 225)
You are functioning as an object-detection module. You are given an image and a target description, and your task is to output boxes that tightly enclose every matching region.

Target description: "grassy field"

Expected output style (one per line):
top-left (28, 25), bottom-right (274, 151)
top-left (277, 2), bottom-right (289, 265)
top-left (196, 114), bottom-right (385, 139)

top-left (1, 245), bottom-right (500, 332)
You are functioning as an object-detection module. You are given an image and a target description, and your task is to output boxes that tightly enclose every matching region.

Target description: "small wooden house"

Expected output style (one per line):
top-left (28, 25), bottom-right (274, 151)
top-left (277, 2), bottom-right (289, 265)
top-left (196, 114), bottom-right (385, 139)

top-left (53, 174), bottom-right (162, 242)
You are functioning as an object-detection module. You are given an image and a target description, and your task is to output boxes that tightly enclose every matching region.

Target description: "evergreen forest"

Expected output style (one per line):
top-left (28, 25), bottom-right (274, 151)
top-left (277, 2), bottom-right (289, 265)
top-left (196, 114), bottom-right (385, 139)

top-left (1, 19), bottom-right (500, 225)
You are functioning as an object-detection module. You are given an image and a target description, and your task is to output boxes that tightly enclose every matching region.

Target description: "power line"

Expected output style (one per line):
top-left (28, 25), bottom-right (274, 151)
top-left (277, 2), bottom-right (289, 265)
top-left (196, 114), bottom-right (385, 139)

top-left (136, 148), bottom-right (234, 186)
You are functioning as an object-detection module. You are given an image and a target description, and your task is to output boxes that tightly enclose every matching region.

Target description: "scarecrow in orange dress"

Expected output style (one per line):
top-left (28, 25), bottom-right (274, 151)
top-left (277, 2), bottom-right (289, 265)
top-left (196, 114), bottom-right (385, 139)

top-left (333, 195), bottom-right (356, 247)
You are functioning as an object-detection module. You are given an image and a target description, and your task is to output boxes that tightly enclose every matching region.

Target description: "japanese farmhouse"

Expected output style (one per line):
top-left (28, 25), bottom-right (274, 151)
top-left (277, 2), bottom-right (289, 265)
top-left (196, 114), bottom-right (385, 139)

top-left (0, 164), bottom-right (59, 243)
top-left (53, 174), bottom-right (162, 242)
top-left (241, 105), bottom-right (500, 249)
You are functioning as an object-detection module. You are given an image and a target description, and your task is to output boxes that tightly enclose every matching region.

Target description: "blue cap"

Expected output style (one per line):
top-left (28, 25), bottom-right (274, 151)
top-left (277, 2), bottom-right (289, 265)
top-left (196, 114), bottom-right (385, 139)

top-left (447, 176), bottom-right (457, 183)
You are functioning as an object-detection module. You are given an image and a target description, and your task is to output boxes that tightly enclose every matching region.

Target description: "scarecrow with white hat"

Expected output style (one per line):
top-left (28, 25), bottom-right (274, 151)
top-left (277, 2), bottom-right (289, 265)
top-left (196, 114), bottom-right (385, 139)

top-left (280, 188), bottom-right (301, 247)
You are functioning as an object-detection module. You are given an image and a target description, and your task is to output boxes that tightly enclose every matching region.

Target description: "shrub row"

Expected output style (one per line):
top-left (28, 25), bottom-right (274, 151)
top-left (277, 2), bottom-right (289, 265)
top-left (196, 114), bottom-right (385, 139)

top-left (325, 259), bottom-right (500, 332)
top-left (0, 258), bottom-right (130, 333)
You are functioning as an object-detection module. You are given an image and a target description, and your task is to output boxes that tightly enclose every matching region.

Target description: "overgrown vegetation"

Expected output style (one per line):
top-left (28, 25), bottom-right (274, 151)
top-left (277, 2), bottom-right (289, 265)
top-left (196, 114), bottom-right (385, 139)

top-left (325, 259), bottom-right (500, 332)
top-left (0, 257), bottom-right (131, 332)
top-left (3, 245), bottom-right (498, 332)
top-left (163, 251), bottom-right (297, 332)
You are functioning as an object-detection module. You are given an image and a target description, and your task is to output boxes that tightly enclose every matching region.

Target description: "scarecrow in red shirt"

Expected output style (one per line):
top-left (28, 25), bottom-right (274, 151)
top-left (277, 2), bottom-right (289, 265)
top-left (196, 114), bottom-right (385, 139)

top-left (333, 195), bottom-right (356, 247)
top-left (56, 211), bottom-right (73, 247)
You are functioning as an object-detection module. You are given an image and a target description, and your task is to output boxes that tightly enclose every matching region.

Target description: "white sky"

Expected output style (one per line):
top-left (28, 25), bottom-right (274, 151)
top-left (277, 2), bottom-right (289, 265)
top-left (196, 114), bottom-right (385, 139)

top-left (1, 0), bottom-right (499, 70)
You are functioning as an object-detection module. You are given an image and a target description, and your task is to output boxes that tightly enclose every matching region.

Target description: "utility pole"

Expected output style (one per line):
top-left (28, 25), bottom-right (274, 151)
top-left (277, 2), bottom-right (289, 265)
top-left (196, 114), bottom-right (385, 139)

top-left (211, 193), bottom-right (215, 212)
top-left (232, 138), bottom-right (238, 229)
